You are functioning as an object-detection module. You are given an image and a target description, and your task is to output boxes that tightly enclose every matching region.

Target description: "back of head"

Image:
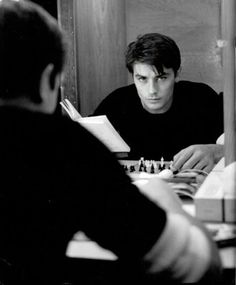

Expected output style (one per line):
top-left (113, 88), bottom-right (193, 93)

top-left (0, 0), bottom-right (67, 103)
top-left (126, 32), bottom-right (181, 75)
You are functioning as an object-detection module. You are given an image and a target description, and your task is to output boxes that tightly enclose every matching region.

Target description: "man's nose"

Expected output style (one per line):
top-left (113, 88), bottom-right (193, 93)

top-left (148, 80), bottom-right (158, 94)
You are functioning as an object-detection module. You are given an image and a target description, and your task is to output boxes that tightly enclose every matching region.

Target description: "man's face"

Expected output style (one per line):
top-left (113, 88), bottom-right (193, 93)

top-left (133, 63), bottom-right (178, 114)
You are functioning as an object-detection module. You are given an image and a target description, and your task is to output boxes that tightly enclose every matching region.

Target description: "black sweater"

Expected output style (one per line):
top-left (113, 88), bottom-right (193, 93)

top-left (94, 81), bottom-right (224, 160)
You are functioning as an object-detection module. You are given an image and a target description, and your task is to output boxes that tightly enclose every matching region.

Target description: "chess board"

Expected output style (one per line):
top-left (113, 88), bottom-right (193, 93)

top-left (119, 158), bottom-right (206, 199)
top-left (119, 158), bottom-right (172, 174)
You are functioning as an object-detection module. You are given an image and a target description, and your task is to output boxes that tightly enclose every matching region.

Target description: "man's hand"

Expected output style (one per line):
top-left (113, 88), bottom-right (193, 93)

top-left (172, 144), bottom-right (224, 173)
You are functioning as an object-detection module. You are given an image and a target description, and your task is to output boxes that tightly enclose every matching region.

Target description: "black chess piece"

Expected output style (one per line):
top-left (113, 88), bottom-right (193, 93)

top-left (150, 162), bottom-right (155, 174)
top-left (129, 165), bottom-right (135, 172)
top-left (123, 165), bottom-right (128, 171)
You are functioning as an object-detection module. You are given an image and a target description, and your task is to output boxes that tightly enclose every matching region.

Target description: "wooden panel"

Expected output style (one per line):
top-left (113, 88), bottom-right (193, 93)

top-left (221, 0), bottom-right (236, 165)
top-left (125, 0), bottom-right (223, 93)
top-left (75, 0), bottom-right (127, 116)
top-left (57, 0), bottom-right (78, 110)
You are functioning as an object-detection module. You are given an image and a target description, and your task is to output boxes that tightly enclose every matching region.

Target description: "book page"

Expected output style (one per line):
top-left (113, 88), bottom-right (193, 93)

top-left (60, 99), bottom-right (130, 153)
top-left (78, 115), bottom-right (130, 153)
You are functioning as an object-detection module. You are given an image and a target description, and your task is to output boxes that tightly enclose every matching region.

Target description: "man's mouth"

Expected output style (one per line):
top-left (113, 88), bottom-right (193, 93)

top-left (148, 98), bottom-right (161, 102)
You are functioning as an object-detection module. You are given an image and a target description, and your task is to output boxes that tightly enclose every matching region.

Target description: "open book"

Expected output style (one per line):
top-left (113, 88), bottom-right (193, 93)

top-left (60, 99), bottom-right (130, 154)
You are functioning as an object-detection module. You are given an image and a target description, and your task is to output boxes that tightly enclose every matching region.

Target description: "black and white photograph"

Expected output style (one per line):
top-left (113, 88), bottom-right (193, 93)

top-left (0, 0), bottom-right (235, 284)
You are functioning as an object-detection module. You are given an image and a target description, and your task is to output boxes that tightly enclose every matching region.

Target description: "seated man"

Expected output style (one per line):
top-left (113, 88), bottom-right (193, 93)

top-left (93, 33), bottom-right (224, 173)
top-left (0, 1), bottom-right (221, 284)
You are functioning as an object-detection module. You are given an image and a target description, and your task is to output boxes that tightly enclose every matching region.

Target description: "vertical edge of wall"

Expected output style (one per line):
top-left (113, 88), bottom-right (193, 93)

top-left (222, 0), bottom-right (236, 165)
top-left (75, 0), bottom-right (127, 116)
top-left (57, 0), bottom-right (79, 111)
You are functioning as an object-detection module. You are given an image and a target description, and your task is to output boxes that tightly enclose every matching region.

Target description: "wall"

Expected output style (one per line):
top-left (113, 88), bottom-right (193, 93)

top-left (74, 0), bottom-right (127, 116)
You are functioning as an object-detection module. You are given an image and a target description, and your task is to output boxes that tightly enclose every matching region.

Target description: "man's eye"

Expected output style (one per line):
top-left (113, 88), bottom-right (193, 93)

top-left (138, 77), bottom-right (146, 82)
top-left (157, 76), bottom-right (167, 81)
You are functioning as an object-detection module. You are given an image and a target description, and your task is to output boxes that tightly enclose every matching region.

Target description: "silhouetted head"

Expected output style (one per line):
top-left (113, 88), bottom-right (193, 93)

top-left (0, 0), bottom-right (67, 104)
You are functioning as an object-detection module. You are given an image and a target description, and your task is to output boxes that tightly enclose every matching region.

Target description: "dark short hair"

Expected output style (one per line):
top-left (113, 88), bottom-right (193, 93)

top-left (0, 0), bottom-right (67, 103)
top-left (125, 33), bottom-right (181, 76)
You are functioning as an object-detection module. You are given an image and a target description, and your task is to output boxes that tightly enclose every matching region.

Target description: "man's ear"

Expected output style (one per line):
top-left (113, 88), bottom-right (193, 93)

top-left (40, 64), bottom-right (54, 99)
top-left (175, 67), bottom-right (182, 81)
top-left (39, 64), bottom-right (60, 113)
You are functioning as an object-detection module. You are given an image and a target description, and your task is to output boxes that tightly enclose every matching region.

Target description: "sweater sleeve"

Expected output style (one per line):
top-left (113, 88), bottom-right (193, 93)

top-left (65, 126), bottom-right (167, 260)
top-left (86, 146), bottom-right (166, 259)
